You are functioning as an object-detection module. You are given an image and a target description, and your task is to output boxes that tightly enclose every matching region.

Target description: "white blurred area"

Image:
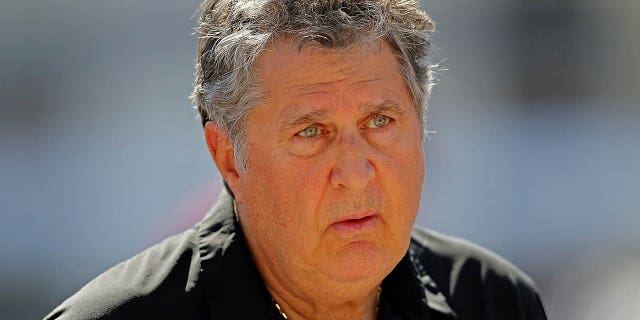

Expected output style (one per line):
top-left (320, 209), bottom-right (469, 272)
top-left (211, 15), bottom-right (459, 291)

top-left (1, 0), bottom-right (638, 319)
top-left (545, 249), bottom-right (640, 319)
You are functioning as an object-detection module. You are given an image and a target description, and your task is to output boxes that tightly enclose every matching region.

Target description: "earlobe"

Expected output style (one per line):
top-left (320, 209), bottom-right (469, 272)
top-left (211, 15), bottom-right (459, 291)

top-left (204, 122), bottom-right (242, 202)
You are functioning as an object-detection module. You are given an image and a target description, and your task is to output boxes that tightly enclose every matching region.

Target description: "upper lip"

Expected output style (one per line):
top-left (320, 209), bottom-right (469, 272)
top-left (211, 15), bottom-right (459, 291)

top-left (332, 212), bottom-right (378, 224)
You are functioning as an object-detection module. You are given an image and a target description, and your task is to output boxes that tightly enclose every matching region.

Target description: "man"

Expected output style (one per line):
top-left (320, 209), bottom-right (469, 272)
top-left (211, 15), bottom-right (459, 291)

top-left (45, 1), bottom-right (547, 319)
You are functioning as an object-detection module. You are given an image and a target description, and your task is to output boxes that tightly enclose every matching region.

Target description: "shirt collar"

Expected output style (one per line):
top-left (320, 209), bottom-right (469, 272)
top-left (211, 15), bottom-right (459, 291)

top-left (196, 190), bottom-right (456, 319)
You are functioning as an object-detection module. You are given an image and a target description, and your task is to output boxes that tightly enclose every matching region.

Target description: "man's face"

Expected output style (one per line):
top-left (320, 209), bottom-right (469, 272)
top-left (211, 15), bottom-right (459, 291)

top-left (232, 39), bottom-right (425, 285)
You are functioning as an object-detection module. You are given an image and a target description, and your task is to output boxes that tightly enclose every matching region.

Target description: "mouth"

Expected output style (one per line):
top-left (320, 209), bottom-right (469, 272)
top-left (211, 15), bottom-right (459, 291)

top-left (330, 213), bottom-right (379, 234)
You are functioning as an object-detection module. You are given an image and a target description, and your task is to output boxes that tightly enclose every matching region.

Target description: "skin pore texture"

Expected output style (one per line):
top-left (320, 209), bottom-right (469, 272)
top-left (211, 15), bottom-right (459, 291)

top-left (205, 38), bottom-right (426, 320)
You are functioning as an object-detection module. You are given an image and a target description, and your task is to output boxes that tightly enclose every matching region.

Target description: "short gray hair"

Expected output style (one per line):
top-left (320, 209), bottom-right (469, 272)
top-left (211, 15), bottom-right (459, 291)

top-left (192, 0), bottom-right (435, 170)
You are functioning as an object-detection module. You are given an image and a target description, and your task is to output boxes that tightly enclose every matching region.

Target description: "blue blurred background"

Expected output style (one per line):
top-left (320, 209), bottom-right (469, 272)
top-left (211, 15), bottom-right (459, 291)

top-left (1, 0), bottom-right (638, 319)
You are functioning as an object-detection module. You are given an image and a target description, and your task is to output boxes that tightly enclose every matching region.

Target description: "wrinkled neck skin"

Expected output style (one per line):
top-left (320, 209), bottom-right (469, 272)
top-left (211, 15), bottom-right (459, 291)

top-left (265, 272), bottom-right (381, 320)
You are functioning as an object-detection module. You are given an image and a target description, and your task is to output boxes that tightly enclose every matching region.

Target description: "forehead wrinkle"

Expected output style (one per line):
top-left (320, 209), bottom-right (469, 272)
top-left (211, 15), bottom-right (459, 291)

top-left (295, 89), bottom-right (329, 97)
top-left (287, 67), bottom-right (369, 96)
top-left (290, 77), bottom-right (383, 98)
top-left (352, 78), bottom-right (383, 85)
top-left (290, 80), bottom-right (342, 96)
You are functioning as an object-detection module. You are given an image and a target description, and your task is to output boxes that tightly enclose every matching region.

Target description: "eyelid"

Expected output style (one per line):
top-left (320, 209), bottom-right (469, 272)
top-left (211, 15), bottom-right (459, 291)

top-left (295, 123), bottom-right (326, 138)
top-left (364, 114), bottom-right (394, 128)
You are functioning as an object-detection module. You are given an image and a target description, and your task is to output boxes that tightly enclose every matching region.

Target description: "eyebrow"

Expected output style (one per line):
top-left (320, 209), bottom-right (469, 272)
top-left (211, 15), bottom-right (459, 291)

top-left (279, 108), bottom-right (332, 133)
top-left (359, 100), bottom-right (405, 116)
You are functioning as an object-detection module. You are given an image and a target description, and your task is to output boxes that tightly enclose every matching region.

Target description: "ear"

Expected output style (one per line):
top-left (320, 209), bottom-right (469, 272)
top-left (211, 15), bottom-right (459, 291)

top-left (204, 122), bottom-right (243, 203)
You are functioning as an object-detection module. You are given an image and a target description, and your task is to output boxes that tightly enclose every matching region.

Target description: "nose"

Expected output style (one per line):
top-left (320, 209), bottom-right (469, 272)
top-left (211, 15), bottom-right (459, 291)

top-left (329, 131), bottom-right (375, 190)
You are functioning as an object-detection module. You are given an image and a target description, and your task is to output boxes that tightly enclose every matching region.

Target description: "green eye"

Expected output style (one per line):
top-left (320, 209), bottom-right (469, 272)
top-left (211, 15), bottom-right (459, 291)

top-left (298, 125), bottom-right (320, 138)
top-left (367, 115), bottom-right (391, 128)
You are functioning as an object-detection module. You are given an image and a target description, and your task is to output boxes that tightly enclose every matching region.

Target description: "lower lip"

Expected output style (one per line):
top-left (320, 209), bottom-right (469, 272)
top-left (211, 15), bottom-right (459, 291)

top-left (331, 215), bottom-right (378, 233)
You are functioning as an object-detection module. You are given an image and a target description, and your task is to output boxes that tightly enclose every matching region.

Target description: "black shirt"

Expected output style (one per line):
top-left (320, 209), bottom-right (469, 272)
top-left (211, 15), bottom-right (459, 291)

top-left (45, 190), bottom-right (546, 319)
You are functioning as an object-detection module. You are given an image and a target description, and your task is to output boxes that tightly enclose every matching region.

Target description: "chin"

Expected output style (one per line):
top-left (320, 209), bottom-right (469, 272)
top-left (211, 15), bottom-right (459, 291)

top-left (328, 241), bottom-right (399, 282)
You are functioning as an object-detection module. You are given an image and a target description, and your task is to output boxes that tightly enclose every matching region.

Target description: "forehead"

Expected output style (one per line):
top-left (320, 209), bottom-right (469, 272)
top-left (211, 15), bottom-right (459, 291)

top-left (254, 38), bottom-right (407, 100)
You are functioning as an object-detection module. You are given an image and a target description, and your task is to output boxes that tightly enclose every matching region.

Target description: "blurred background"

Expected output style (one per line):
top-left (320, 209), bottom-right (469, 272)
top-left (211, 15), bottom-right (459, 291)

top-left (1, 0), bottom-right (638, 318)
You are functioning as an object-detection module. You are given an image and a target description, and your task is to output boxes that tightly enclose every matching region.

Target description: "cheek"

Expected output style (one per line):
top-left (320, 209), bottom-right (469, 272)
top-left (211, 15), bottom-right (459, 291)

top-left (243, 154), bottom-right (327, 224)
top-left (288, 135), bottom-right (330, 157)
top-left (365, 126), bottom-right (401, 151)
top-left (379, 128), bottom-right (424, 176)
top-left (379, 135), bottom-right (425, 211)
top-left (400, 144), bottom-right (425, 196)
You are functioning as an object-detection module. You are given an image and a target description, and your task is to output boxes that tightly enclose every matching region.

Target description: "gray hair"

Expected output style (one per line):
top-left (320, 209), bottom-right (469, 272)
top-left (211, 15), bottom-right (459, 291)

top-left (192, 0), bottom-right (435, 170)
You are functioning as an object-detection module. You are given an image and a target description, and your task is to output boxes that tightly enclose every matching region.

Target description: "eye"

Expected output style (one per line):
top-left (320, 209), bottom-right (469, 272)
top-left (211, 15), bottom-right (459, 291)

top-left (297, 124), bottom-right (320, 138)
top-left (366, 114), bottom-right (391, 128)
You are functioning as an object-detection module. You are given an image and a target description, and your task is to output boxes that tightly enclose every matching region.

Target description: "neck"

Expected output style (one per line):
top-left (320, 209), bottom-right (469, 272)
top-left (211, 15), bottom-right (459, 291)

top-left (270, 285), bottom-right (381, 320)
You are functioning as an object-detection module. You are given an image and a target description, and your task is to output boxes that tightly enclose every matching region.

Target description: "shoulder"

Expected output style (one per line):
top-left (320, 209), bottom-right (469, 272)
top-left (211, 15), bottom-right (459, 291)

top-left (44, 228), bottom-right (208, 320)
top-left (410, 227), bottom-right (547, 320)
top-left (410, 227), bottom-right (537, 288)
